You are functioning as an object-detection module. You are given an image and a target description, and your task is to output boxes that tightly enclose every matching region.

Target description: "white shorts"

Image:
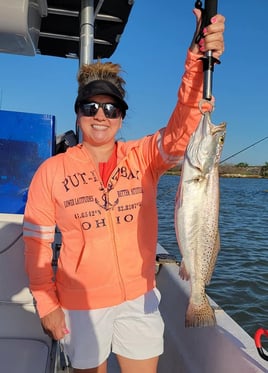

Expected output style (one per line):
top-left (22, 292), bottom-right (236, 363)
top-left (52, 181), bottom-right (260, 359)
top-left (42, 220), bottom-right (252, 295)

top-left (61, 288), bottom-right (164, 369)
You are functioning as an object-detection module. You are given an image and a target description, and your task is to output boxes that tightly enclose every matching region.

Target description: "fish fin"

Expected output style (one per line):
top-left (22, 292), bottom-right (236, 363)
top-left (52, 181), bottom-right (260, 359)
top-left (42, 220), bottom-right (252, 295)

top-left (205, 232), bottom-right (220, 285)
top-left (179, 259), bottom-right (190, 281)
top-left (185, 297), bottom-right (216, 328)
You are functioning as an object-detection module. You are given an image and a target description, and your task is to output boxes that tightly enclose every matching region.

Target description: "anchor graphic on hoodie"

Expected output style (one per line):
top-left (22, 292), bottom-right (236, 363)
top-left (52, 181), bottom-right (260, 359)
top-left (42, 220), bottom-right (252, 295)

top-left (95, 182), bottom-right (119, 211)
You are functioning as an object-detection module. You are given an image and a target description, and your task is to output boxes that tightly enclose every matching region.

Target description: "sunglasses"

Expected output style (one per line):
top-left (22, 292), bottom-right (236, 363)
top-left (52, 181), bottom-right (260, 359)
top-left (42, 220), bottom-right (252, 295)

top-left (80, 102), bottom-right (122, 119)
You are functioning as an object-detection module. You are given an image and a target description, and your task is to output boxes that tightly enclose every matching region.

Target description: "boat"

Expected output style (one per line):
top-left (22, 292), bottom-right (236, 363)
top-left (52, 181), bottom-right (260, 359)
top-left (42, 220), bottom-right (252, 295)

top-left (0, 1), bottom-right (267, 372)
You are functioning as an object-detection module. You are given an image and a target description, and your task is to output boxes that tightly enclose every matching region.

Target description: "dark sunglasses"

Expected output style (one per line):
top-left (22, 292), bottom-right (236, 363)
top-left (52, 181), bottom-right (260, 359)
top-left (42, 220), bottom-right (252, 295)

top-left (79, 102), bottom-right (122, 119)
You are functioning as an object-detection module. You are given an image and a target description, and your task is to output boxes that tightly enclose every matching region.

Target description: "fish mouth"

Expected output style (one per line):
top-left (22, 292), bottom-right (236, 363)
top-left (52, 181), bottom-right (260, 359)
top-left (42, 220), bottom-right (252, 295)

top-left (201, 111), bottom-right (226, 137)
top-left (210, 121), bottom-right (226, 135)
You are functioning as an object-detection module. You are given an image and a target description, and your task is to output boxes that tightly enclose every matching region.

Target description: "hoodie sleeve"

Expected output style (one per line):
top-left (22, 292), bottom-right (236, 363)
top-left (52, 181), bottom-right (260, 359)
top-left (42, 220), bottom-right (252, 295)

top-left (149, 49), bottom-right (208, 172)
top-left (23, 159), bottom-right (60, 318)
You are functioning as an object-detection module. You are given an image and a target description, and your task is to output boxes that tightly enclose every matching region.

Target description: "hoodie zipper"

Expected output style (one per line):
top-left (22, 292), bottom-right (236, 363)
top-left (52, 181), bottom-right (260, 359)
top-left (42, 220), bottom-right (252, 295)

top-left (89, 145), bottom-right (127, 302)
top-left (104, 187), bottom-right (127, 302)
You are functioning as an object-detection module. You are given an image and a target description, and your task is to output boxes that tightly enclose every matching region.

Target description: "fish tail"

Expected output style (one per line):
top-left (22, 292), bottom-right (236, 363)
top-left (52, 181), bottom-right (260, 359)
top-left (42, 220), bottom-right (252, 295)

top-left (185, 298), bottom-right (216, 328)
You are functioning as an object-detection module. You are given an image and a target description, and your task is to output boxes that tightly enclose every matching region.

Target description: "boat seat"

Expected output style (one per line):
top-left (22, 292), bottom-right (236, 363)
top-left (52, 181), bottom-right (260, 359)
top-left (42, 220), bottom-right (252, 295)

top-left (0, 213), bottom-right (56, 373)
top-left (0, 338), bottom-right (51, 373)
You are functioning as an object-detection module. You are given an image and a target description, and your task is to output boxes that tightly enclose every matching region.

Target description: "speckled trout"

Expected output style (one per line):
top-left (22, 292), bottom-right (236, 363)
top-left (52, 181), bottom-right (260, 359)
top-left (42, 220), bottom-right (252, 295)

top-left (175, 110), bottom-right (226, 327)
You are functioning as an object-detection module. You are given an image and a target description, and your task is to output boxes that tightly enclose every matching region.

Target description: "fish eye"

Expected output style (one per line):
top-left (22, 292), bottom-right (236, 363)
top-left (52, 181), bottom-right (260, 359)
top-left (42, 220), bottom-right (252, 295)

top-left (219, 136), bottom-right (225, 145)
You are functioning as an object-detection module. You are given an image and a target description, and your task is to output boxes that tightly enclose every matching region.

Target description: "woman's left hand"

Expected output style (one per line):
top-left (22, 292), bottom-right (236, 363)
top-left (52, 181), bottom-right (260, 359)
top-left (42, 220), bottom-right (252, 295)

top-left (190, 8), bottom-right (225, 60)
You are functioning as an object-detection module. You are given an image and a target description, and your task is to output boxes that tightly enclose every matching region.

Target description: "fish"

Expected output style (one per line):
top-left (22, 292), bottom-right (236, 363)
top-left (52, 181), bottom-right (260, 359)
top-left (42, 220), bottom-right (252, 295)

top-left (175, 110), bottom-right (226, 328)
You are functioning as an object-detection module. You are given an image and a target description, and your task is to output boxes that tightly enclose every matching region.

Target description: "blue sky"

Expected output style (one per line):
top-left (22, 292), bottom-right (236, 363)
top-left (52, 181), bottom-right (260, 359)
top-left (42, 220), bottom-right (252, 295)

top-left (1, 0), bottom-right (268, 166)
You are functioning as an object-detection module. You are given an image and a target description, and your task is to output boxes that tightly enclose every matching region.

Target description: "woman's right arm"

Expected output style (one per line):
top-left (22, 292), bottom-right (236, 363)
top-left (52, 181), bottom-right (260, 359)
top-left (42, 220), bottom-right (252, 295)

top-left (23, 160), bottom-right (60, 318)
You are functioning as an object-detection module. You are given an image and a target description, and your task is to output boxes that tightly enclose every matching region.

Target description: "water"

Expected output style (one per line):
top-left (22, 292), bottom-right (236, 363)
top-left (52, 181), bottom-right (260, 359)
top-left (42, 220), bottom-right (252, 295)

top-left (157, 174), bottom-right (268, 349)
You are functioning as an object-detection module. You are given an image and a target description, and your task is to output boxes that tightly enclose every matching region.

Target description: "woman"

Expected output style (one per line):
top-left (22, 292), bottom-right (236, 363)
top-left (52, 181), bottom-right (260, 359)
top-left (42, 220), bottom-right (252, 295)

top-left (23, 8), bottom-right (225, 373)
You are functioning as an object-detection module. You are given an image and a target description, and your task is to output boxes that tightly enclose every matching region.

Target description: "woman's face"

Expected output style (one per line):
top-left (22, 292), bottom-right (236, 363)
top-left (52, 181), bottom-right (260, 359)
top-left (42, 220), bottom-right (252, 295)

top-left (77, 95), bottom-right (122, 147)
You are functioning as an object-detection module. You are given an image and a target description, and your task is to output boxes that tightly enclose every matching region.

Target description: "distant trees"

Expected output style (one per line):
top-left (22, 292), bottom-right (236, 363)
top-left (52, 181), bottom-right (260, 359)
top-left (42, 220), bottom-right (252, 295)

top-left (167, 161), bottom-right (268, 177)
top-left (219, 163), bottom-right (263, 177)
top-left (260, 162), bottom-right (268, 177)
top-left (234, 161), bottom-right (268, 177)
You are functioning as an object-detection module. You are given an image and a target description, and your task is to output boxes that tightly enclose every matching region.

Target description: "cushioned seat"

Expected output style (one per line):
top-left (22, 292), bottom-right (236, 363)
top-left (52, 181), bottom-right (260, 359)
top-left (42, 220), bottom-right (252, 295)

top-left (0, 338), bottom-right (50, 373)
top-left (0, 214), bottom-right (56, 372)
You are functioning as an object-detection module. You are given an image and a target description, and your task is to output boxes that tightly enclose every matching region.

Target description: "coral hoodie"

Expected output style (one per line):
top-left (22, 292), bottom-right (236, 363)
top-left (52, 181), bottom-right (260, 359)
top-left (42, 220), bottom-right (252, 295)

top-left (23, 50), bottom-right (205, 318)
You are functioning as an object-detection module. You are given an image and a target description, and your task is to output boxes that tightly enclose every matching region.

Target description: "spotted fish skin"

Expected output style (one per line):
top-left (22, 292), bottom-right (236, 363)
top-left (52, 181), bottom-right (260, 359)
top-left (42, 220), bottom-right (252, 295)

top-left (175, 111), bottom-right (226, 328)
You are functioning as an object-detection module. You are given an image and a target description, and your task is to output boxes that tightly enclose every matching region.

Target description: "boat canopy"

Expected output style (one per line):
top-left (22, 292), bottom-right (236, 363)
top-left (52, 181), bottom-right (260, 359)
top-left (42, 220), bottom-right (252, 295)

top-left (0, 0), bottom-right (134, 60)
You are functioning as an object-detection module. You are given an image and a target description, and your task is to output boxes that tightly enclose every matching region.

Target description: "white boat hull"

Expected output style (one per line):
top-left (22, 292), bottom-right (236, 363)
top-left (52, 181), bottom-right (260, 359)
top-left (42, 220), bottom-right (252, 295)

top-left (156, 243), bottom-right (267, 373)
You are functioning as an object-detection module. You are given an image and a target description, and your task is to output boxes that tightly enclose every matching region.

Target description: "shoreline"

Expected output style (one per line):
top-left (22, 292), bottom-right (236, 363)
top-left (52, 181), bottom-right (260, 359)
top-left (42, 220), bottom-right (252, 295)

top-left (166, 165), bottom-right (268, 178)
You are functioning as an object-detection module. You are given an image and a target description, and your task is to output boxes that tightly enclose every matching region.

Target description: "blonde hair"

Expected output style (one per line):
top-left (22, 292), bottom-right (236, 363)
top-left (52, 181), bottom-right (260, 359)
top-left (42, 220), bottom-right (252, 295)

top-left (77, 61), bottom-right (126, 99)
